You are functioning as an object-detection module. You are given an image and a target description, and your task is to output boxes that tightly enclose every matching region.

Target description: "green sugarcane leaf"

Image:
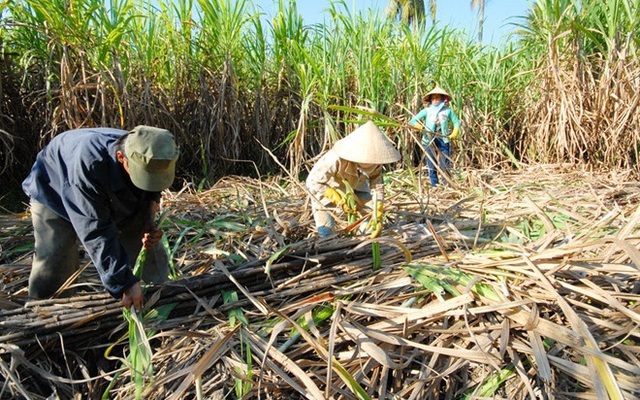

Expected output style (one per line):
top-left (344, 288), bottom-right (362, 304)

top-left (291, 304), bottom-right (335, 335)
top-left (404, 264), bottom-right (459, 300)
top-left (331, 357), bottom-right (370, 400)
top-left (265, 244), bottom-right (292, 277)
top-left (463, 366), bottom-right (515, 399)
top-left (372, 242), bottom-right (381, 270)
top-left (123, 307), bottom-right (153, 400)
top-left (132, 248), bottom-right (147, 278)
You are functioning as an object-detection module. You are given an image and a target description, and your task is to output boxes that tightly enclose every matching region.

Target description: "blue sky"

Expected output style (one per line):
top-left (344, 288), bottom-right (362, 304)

top-left (255, 0), bottom-right (533, 45)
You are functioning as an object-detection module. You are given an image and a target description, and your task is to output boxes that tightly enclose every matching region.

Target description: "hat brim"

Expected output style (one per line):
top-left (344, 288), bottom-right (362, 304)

top-left (422, 86), bottom-right (452, 103)
top-left (128, 158), bottom-right (176, 192)
top-left (333, 121), bottom-right (401, 164)
top-left (422, 93), bottom-right (452, 102)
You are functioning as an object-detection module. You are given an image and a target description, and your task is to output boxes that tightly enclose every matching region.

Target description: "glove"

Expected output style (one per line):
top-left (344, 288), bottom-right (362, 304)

top-left (342, 191), bottom-right (361, 215)
top-left (364, 199), bottom-right (384, 218)
top-left (375, 201), bottom-right (384, 221)
top-left (368, 220), bottom-right (383, 238)
top-left (323, 187), bottom-right (343, 205)
top-left (449, 126), bottom-right (460, 140)
top-left (365, 201), bottom-right (384, 238)
top-left (324, 187), bottom-right (355, 214)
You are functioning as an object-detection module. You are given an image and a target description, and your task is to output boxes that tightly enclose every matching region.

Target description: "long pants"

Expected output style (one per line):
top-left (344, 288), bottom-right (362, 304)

top-left (423, 136), bottom-right (451, 187)
top-left (312, 190), bottom-right (372, 237)
top-left (28, 200), bottom-right (169, 298)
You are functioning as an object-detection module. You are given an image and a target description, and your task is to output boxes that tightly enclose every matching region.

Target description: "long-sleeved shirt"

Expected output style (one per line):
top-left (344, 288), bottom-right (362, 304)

top-left (306, 149), bottom-right (384, 206)
top-left (22, 128), bottom-right (160, 297)
top-left (410, 103), bottom-right (461, 144)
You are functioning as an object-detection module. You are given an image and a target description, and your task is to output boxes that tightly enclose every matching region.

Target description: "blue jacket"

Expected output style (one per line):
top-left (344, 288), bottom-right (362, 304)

top-left (22, 128), bottom-right (160, 297)
top-left (410, 102), bottom-right (461, 144)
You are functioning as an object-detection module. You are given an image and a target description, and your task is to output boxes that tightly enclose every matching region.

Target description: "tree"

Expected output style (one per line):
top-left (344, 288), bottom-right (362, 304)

top-left (428, 0), bottom-right (437, 25)
top-left (386, 0), bottom-right (427, 28)
top-left (471, 0), bottom-right (486, 44)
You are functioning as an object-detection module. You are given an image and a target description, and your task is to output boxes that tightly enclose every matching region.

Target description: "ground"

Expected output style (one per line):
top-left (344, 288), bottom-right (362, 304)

top-left (1, 164), bottom-right (639, 399)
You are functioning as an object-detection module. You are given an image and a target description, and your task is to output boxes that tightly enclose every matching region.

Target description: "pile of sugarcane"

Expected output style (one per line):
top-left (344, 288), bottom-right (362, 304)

top-left (1, 165), bottom-right (639, 399)
top-left (0, 234), bottom-right (426, 348)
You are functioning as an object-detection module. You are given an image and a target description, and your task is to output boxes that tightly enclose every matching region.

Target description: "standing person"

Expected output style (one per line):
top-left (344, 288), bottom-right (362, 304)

top-left (306, 120), bottom-right (401, 237)
top-left (410, 86), bottom-right (461, 187)
top-left (22, 125), bottom-right (180, 310)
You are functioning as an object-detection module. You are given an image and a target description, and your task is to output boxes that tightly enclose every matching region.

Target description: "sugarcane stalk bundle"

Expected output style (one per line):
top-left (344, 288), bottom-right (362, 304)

top-left (0, 229), bottom-right (432, 351)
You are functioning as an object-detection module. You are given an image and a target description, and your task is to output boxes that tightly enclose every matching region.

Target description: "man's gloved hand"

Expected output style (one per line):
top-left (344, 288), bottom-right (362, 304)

top-left (449, 126), bottom-right (460, 140)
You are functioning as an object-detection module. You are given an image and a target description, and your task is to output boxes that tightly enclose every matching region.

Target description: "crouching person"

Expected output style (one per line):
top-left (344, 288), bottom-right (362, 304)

top-left (22, 125), bottom-right (179, 310)
top-left (306, 120), bottom-right (401, 237)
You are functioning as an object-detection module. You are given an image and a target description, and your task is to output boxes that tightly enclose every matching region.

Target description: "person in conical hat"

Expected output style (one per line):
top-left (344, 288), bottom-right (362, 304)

top-left (410, 85), bottom-right (461, 187)
top-left (306, 120), bottom-right (401, 237)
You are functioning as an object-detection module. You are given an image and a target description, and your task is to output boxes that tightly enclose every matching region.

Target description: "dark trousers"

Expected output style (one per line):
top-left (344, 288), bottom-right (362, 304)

top-left (28, 200), bottom-right (169, 298)
top-left (423, 136), bottom-right (451, 186)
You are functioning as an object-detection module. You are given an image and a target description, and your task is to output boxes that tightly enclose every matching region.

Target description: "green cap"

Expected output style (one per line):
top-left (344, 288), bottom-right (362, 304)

top-left (124, 126), bottom-right (179, 192)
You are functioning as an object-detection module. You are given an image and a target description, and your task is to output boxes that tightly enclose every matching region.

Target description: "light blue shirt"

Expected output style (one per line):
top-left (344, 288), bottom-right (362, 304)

top-left (410, 102), bottom-right (461, 144)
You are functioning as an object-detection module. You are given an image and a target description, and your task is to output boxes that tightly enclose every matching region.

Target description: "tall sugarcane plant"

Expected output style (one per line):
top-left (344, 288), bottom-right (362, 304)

top-left (1, 0), bottom-right (639, 193)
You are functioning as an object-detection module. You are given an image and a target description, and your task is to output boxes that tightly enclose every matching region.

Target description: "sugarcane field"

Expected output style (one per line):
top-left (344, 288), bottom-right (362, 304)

top-left (1, 0), bottom-right (639, 399)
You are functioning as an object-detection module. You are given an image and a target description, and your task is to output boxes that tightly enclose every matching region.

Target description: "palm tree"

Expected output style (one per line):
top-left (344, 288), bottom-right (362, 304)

top-left (386, 0), bottom-right (427, 28)
top-left (471, 0), bottom-right (486, 44)
top-left (427, 0), bottom-right (436, 25)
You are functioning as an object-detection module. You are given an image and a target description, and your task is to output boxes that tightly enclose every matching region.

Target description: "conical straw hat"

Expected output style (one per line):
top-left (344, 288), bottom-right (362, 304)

top-left (333, 121), bottom-right (401, 164)
top-left (422, 86), bottom-right (452, 102)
